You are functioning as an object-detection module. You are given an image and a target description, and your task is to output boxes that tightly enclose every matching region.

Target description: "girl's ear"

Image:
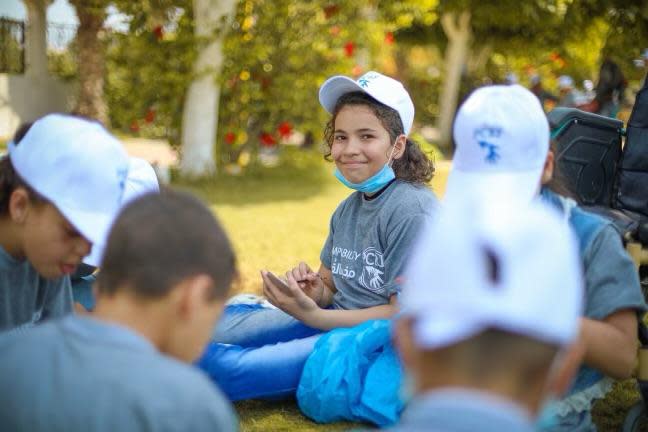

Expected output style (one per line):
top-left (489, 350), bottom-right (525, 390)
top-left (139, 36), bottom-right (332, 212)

top-left (392, 135), bottom-right (408, 160)
top-left (9, 188), bottom-right (31, 224)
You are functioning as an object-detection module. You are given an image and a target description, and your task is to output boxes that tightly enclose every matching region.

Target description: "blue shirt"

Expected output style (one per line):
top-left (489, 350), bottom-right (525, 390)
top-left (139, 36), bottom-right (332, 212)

top-left (541, 189), bottom-right (646, 430)
top-left (388, 388), bottom-right (535, 432)
top-left (0, 316), bottom-right (238, 431)
top-left (0, 245), bottom-right (72, 333)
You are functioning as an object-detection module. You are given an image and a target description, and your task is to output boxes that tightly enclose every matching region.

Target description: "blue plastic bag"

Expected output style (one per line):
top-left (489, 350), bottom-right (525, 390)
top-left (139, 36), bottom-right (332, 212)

top-left (296, 319), bottom-right (405, 427)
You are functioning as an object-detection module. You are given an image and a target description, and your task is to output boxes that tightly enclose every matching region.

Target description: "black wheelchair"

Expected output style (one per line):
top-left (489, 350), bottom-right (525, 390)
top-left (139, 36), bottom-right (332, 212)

top-left (547, 76), bottom-right (648, 432)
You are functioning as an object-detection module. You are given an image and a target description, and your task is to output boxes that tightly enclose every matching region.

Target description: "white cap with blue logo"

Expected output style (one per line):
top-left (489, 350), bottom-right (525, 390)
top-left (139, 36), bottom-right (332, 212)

top-left (446, 84), bottom-right (550, 203)
top-left (318, 71), bottom-right (415, 135)
top-left (83, 157), bottom-right (160, 267)
top-left (9, 114), bottom-right (129, 251)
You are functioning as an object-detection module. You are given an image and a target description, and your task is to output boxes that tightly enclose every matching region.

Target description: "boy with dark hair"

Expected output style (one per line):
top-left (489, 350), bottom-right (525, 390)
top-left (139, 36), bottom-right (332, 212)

top-left (392, 199), bottom-right (584, 432)
top-left (0, 189), bottom-right (238, 431)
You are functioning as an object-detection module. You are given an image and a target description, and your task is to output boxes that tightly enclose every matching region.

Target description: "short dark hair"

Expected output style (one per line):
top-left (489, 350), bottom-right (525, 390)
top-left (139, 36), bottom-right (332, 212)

top-left (425, 328), bottom-right (559, 381)
top-left (323, 91), bottom-right (435, 184)
top-left (97, 189), bottom-right (237, 300)
top-left (0, 122), bottom-right (45, 215)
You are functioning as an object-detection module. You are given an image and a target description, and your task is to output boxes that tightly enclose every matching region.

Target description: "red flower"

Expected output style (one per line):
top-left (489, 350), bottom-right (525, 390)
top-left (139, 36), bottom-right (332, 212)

top-left (130, 120), bottom-right (140, 132)
top-left (260, 132), bottom-right (277, 147)
top-left (225, 132), bottom-right (236, 145)
top-left (351, 64), bottom-right (363, 77)
top-left (144, 109), bottom-right (156, 124)
top-left (261, 77), bottom-right (272, 90)
top-left (329, 25), bottom-right (341, 36)
top-left (153, 25), bottom-right (164, 41)
top-left (549, 52), bottom-right (560, 61)
top-left (344, 41), bottom-right (355, 57)
top-left (384, 32), bottom-right (394, 45)
top-left (277, 122), bottom-right (293, 138)
top-left (323, 5), bottom-right (339, 19)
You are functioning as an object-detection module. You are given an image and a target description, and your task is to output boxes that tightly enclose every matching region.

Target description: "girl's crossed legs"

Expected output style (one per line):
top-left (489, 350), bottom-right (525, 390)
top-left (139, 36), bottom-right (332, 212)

top-left (198, 303), bottom-right (324, 401)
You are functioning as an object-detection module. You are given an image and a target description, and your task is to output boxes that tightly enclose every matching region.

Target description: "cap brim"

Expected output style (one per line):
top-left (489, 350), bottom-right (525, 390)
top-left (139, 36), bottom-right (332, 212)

top-left (444, 168), bottom-right (542, 204)
top-left (319, 76), bottom-right (365, 113)
top-left (82, 241), bottom-right (104, 267)
top-left (58, 204), bottom-right (116, 267)
top-left (411, 307), bottom-right (576, 349)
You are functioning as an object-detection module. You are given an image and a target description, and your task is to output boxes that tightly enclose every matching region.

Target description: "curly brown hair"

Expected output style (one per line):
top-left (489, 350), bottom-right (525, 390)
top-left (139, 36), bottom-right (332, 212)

top-left (323, 92), bottom-right (435, 184)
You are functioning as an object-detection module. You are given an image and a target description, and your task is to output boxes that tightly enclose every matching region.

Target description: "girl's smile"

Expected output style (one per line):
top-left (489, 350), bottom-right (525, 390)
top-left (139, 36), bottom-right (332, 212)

top-left (331, 105), bottom-right (394, 184)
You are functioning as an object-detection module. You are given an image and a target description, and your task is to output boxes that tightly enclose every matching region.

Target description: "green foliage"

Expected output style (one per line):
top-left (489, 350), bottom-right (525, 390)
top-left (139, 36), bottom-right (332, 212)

top-left (105, 2), bottom-right (196, 142)
top-left (48, 45), bottom-right (78, 81)
top-left (104, 0), bottom-right (440, 168)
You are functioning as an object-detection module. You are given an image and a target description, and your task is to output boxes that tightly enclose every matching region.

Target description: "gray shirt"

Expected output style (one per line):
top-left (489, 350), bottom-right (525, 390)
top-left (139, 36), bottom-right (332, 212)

top-left (0, 316), bottom-right (238, 432)
top-left (0, 245), bottom-right (73, 333)
top-left (387, 389), bottom-right (535, 432)
top-left (321, 180), bottom-right (438, 310)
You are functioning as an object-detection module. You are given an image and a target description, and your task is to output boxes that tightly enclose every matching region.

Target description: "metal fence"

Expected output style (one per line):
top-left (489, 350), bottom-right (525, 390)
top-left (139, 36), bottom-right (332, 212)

top-left (0, 17), bottom-right (25, 74)
top-left (47, 21), bottom-right (77, 52)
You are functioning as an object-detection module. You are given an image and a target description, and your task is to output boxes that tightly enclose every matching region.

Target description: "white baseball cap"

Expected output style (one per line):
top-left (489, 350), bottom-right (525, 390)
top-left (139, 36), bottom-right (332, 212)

top-left (83, 157), bottom-right (160, 267)
top-left (8, 114), bottom-right (128, 250)
top-left (400, 197), bottom-right (583, 348)
top-left (446, 85), bottom-right (550, 203)
top-left (558, 75), bottom-right (574, 89)
top-left (319, 71), bottom-right (415, 135)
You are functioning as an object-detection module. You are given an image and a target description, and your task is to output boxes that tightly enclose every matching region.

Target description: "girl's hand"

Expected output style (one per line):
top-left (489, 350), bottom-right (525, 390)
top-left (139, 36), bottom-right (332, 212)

top-left (261, 270), bottom-right (320, 322)
top-left (289, 262), bottom-right (326, 306)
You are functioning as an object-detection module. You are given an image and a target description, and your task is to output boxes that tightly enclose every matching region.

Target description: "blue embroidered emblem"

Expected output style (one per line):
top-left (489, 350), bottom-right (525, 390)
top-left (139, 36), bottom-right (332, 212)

top-left (358, 72), bottom-right (379, 88)
top-left (474, 126), bottom-right (503, 164)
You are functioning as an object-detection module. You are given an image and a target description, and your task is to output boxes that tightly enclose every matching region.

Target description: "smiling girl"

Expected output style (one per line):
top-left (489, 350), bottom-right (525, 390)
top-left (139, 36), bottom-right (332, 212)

top-left (199, 71), bottom-right (438, 401)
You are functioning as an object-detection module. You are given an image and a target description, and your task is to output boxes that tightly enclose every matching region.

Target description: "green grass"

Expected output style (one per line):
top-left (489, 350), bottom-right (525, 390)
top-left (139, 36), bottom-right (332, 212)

top-left (177, 148), bottom-right (641, 431)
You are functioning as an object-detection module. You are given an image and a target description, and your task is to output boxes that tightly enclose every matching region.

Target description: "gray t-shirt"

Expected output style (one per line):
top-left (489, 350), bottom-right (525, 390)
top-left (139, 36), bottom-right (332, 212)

top-left (0, 316), bottom-right (238, 432)
top-left (0, 245), bottom-right (73, 333)
top-left (321, 180), bottom-right (438, 310)
top-left (387, 389), bottom-right (535, 432)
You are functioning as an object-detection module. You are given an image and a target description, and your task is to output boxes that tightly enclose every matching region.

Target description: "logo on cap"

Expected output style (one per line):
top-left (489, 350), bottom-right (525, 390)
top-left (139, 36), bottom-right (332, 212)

top-left (358, 72), bottom-right (380, 88)
top-left (474, 125), bottom-right (503, 164)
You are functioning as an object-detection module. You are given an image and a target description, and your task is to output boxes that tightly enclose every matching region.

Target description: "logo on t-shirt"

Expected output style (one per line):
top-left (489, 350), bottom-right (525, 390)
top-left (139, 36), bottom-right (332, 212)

top-left (359, 246), bottom-right (385, 292)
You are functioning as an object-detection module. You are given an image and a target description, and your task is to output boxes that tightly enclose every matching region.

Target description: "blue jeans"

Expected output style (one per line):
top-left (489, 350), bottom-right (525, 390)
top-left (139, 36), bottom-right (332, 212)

top-left (198, 303), bottom-right (324, 401)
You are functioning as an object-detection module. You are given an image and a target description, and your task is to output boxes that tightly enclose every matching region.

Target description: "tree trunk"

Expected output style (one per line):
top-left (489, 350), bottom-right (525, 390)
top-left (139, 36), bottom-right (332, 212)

top-left (437, 11), bottom-right (471, 152)
top-left (23, 0), bottom-right (50, 78)
top-left (70, 0), bottom-right (109, 126)
top-left (180, 0), bottom-right (237, 177)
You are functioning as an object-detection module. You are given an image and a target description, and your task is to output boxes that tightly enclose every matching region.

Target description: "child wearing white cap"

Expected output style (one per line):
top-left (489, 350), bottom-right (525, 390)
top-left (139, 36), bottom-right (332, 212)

top-left (446, 84), bottom-right (646, 431)
top-left (392, 198), bottom-right (585, 432)
top-left (198, 71), bottom-right (438, 401)
top-left (0, 190), bottom-right (238, 431)
top-left (0, 114), bottom-right (128, 332)
top-left (72, 156), bottom-right (161, 312)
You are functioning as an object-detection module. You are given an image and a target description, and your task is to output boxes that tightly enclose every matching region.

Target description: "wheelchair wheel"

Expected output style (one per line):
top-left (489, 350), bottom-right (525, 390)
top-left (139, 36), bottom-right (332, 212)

top-left (622, 400), bottom-right (648, 432)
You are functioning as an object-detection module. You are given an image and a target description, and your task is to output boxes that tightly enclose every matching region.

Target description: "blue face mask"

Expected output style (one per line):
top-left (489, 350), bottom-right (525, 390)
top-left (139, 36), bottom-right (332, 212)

top-left (334, 142), bottom-right (397, 193)
top-left (534, 398), bottom-right (560, 430)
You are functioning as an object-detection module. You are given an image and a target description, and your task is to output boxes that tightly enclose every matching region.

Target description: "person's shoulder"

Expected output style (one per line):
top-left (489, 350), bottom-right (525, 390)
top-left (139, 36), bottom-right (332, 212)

top-left (133, 355), bottom-right (237, 424)
top-left (569, 205), bottom-right (616, 251)
top-left (0, 318), bottom-right (61, 349)
top-left (386, 181), bottom-right (439, 214)
top-left (331, 190), bottom-right (362, 220)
